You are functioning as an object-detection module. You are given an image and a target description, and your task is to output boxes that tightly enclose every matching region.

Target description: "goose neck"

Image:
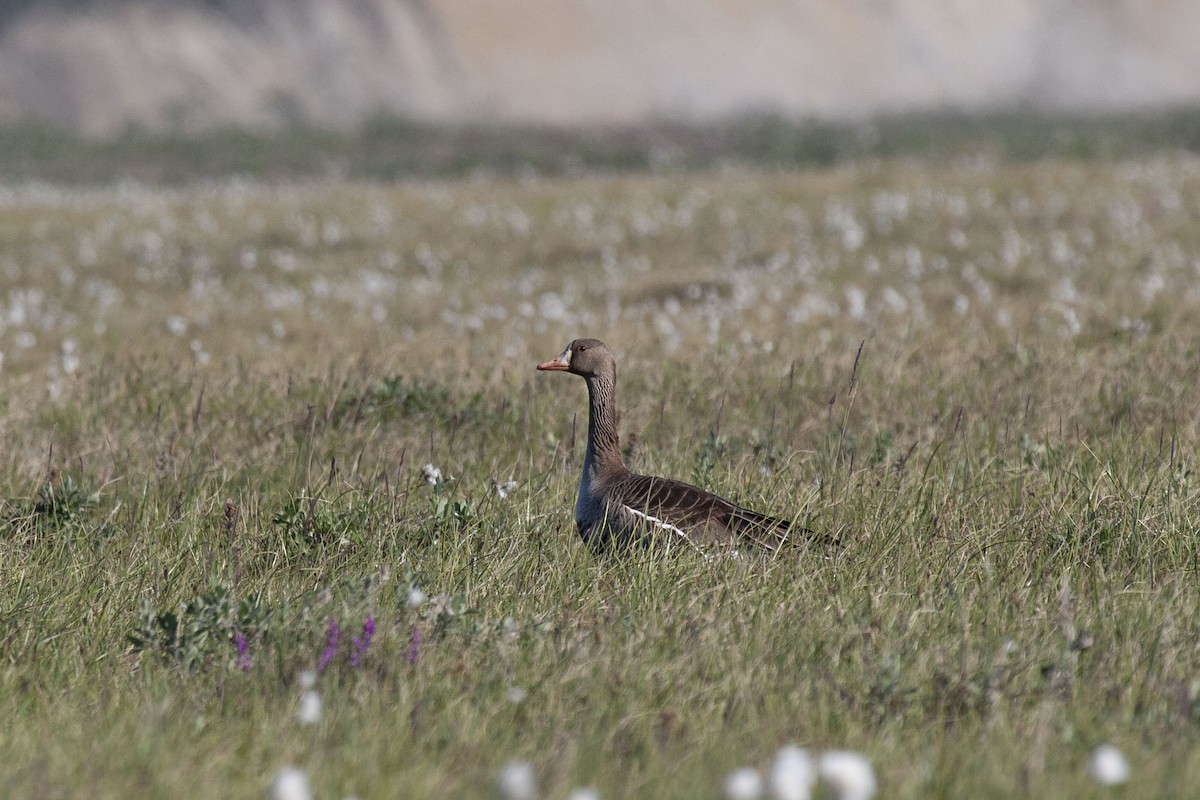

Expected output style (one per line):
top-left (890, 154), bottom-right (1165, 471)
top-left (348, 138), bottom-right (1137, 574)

top-left (583, 373), bottom-right (623, 473)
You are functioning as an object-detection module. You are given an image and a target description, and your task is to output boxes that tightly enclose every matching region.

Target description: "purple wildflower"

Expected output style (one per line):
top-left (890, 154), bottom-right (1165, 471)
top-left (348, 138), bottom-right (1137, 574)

top-left (350, 614), bottom-right (376, 668)
top-left (234, 631), bottom-right (251, 672)
top-left (406, 625), bottom-right (421, 665)
top-left (317, 618), bottom-right (342, 672)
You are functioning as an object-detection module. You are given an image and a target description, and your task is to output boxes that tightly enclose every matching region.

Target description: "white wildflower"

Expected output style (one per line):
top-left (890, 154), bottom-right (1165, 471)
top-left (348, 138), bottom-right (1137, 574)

top-left (497, 760), bottom-right (538, 800)
top-left (166, 315), bottom-right (187, 336)
top-left (61, 339), bottom-right (80, 375)
top-left (190, 339), bottom-right (210, 366)
top-left (296, 690), bottom-right (322, 725)
top-left (723, 766), bottom-right (764, 800)
top-left (567, 788), bottom-right (600, 800)
top-left (768, 745), bottom-right (816, 800)
top-left (322, 220), bottom-right (343, 246)
top-left (844, 286), bottom-right (867, 320)
top-left (408, 587), bottom-right (428, 607)
top-left (496, 480), bottom-right (518, 499)
top-left (1089, 744), bottom-right (1130, 786)
top-left (268, 767), bottom-right (313, 800)
top-left (421, 463), bottom-right (442, 486)
top-left (506, 686), bottom-right (527, 704)
top-left (818, 751), bottom-right (876, 800)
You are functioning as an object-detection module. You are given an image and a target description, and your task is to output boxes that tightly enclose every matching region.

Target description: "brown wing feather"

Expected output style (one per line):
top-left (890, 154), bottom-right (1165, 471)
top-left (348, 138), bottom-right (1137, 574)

top-left (613, 473), bottom-right (724, 528)
top-left (612, 472), bottom-right (812, 549)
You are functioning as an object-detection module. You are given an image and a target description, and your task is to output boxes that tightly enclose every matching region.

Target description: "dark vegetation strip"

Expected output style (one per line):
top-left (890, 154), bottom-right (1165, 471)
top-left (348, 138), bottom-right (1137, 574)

top-left (3, 108), bottom-right (1200, 185)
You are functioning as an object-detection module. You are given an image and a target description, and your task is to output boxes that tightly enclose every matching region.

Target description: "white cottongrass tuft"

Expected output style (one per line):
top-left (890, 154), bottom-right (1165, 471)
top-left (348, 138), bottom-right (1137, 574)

top-left (496, 760), bottom-right (538, 800)
top-left (817, 750), bottom-right (876, 800)
top-left (505, 685), bottom-right (528, 704)
top-left (297, 670), bottom-right (317, 690)
top-left (296, 689), bottom-right (322, 725)
top-left (408, 586), bottom-right (428, 607)
top-left (421, 463), bottom-right (442, 486)
top-left (268, 767), bottom-right (313, 800)
top-left (495, 479), bottom-right (519, 499)
top-left (767, 745), bottom-right (816, 800)
top-left (723, 766), bottom-right (764, 800)
top-left (567, 788), bottom-right (601, 800)
top-left (61, 339), bottom-right (80, 374)
top-left (1089, 744), bottom-right (1130, 785)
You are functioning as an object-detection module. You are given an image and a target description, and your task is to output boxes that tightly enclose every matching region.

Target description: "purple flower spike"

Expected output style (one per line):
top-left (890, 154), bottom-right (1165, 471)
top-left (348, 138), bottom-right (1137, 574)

top-left (351, 614), bottom-right (376, 668)
top-left (234, 631), bottom-right (251, 672)
top-left (317, 618), bottom-right (342, 672)
top-left (406, 625), bottom-right (421, 665)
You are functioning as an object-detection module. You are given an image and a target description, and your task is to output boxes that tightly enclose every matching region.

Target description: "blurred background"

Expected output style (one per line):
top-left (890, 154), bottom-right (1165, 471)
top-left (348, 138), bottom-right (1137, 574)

top-left (2, 0), bottom-right (1199, 181)
top-left (4, 0), bottom-right (1200, 134)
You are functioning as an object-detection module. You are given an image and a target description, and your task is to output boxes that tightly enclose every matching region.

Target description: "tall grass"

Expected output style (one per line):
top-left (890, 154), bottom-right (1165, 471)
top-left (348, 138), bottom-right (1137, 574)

top-left (2, 157), bottom-right (1200, 797)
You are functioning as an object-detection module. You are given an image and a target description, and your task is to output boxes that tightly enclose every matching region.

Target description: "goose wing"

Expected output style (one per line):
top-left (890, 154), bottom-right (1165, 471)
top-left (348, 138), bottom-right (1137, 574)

top-left (612, 472), bottom-right (801, 549)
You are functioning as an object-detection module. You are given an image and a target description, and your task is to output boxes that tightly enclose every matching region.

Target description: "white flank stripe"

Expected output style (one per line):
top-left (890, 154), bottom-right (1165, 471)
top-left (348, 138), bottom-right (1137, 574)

top-left (621, 504), bottom-right (701, 551)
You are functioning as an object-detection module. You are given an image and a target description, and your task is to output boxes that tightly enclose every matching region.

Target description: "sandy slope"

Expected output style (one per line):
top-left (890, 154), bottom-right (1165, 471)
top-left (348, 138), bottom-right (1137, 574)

top-left (0, 0), bottom-right (1197, 135)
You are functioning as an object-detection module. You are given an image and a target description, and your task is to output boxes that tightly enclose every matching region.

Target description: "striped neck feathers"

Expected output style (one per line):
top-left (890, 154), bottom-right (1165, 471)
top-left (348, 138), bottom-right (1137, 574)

top-left (583, 370), bottom-right (624, 474)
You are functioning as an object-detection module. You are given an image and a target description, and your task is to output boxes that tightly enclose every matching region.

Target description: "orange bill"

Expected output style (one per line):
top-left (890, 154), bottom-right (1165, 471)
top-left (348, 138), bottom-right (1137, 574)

top-left (536, 348), bottom-right (571, 371)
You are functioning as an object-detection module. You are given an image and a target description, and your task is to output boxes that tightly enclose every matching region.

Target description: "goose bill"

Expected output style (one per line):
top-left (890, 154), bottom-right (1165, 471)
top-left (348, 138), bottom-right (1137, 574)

top-left (536, 349), bottom-right (571, 371)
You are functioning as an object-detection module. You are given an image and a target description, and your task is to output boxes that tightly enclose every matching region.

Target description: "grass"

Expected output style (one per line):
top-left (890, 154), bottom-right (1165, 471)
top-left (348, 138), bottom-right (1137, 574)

top-left (2, 154), bottom-right (1200, 798)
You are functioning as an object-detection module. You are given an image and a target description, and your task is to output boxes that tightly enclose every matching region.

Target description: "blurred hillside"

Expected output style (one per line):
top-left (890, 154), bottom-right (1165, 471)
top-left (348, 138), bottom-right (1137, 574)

top-left (0, 0), bottom-right (1198, 136)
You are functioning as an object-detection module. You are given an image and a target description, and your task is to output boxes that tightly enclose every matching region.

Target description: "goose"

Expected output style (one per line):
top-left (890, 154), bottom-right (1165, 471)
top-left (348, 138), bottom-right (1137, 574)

top-left (537, 338), bottom-right (807, 551)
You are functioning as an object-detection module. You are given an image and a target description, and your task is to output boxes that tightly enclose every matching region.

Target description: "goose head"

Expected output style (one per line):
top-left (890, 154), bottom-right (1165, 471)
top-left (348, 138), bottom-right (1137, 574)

top-left (536, 338), bottom-right (613, 379)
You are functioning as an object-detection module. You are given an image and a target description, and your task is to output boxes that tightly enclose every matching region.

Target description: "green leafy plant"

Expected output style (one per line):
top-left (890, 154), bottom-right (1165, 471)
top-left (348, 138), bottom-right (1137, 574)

top-left (129, 583), bottom-right (274, 671)
top-left (270, 492), bottom-right (373, 553)
top-left (2, 474), bottom-right (102, 540)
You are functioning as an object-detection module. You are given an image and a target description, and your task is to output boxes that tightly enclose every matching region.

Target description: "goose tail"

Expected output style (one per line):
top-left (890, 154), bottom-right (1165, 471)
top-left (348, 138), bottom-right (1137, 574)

top-left (728, 507), bottom-right (832, 549)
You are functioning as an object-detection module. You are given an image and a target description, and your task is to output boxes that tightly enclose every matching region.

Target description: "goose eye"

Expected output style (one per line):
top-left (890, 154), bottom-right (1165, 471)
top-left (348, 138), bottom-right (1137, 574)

top-left (578, 345), bottom-right (587, 352)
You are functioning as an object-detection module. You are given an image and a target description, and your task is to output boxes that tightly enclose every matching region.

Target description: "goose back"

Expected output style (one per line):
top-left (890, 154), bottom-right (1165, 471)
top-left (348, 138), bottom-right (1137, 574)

top-left (581, 471), bottom-right (797, 552)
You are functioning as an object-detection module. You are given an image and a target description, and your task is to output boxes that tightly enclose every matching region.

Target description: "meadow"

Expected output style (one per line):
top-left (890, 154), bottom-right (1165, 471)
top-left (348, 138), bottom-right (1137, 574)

top-left (3, 151), bottom-right (1200, 798)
